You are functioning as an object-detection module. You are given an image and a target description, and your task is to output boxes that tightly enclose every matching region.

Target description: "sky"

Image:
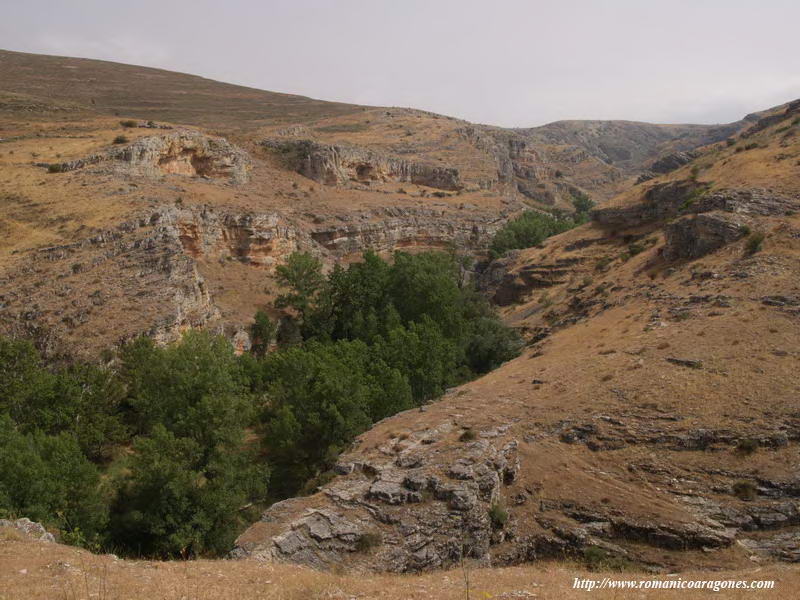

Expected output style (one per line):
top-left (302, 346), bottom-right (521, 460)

top-left (1, 0), bottom-right (799, 127)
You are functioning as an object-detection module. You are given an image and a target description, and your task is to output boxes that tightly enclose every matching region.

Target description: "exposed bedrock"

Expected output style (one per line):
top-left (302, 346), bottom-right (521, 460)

top-left (663, 212), bottom-right (748, 260)
top-left (592, 183), bottom-right (799, 230)
top-left (0, 203), bottom-right (500, 356)
top-left (263, 138), bottom-right (463, 190)
top-left (232, 403), bottom-right (800, 572)
top-left (43, 130), bottom-right (251, 183)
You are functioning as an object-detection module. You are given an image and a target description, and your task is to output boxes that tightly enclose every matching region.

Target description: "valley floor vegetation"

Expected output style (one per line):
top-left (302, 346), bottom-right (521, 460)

top-left (0, 250), bottom-right (521, 559)
top-left (488, 194), bottom-right (594, 259)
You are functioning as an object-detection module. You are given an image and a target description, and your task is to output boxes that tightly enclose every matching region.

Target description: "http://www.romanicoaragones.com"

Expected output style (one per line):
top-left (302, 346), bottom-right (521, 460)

top-left (573, 577), bottom-right (776, 592)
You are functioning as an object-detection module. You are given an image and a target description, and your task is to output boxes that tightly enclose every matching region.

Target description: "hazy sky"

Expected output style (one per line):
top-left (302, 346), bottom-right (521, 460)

top-left (2, 0), bottom-right (799, 127)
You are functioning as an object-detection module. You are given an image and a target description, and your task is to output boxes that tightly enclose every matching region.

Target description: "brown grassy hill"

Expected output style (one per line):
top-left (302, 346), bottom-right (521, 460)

top-left (0, 48), bottom-right (364, 130)
top-left (0, 50), bottom-right (650, 356)
top-left (233, 99), bottom-right (800, 574)
top-left (520, 118), bottom-right (750, 173)
top-left (0, 530), bottom-right (796, 599)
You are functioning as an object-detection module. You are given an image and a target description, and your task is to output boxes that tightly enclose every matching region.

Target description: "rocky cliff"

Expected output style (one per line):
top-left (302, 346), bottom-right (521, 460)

top-left (263, 138), bottom-right (463, 190)
top-left (42, 130), bottom-right (251, 183)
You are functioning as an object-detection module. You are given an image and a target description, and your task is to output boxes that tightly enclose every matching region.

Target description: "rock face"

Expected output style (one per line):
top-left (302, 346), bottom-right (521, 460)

top-left (455, 126), bottom-right (621, 206)
top-left (0, 203), bottom-right (501, 357)
top-left (477, 253), bottom-right (581, 306)
top-left (263, 139), bottom-right (462, 190)
top-left (649, 150), bottom-right (699, 175)
top-left (592, 183), bottom-right (799, 229)
top-left (663, 212), bottom-right (747, 260)
top-left (309, 206), bottom-right (500, 257)
top-left (110, 130), bottom-right (251, 183)
top-left (518, 120), bottom-right (744, 173)
top-left (0, 518), bottom-right (55, 543)
top-left (45, 130), bottom-right (251, 183)
top-left (741, 98), bottom-right (800, 138)
top-left (233, 421), bottom-right (523, 572)
top-left (232, 401), bottom-right (756, 573)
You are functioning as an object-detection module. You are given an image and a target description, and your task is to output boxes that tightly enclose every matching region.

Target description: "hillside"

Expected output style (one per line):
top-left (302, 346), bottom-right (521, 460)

top-left (2, 49), bottom-right (800, 592)
top-left (234, 99), bottom-right (800, 573)
top-left (0, 48), bottom-right (363, 129)
top-left (521, 118), bottom-right (750, 173)
top-left (0, 49), bottom-right (729, 358)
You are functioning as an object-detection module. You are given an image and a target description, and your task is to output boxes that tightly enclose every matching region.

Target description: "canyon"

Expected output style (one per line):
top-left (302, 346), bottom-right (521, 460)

top-left (1, 48), bottom-right (799, 584)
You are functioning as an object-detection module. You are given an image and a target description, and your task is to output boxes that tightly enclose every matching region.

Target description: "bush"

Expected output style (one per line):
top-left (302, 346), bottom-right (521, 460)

top-left (571, 191), bottom-right (595, 215)
top-left (112, 135), bottom-right (129, 145)
top-left (627, 242), bottom-right (645, 257)
top-left (745, 232), bottom-right (765, 255)
top-left (459, 429), bottom-right (477, 442)
top-left (110, 424), bottom-right (267, 558)
top-left (47, 163), bottom-right (65, 174)
top-left (489, 502), bottom-right (509, 528)
top-left (582, 545), bottom-right (632, 571)
top-left (119, 120), bottom-right (138, 128)
top-left (256, 251), bottom-right (520, 497)
top-left (736, 438), bottom-right (759, 455)
top-left (250, 310), bottom-right (276, 357)
top-left (355, 532), bottom-right (382, 553)
top-left (732, 481), bottom-right (757, 500)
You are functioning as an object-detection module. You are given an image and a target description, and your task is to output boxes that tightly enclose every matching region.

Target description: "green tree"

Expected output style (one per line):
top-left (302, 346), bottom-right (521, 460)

top-left (0, 416), bottom-right (108, 541)
top-left (110, 424), bottom-right (266, 558)
top-left (250, 310), bottom-right (276, 357)
top-left (258, 339), bottom-right (411, 497)
top-left (274, 252), bottom-right (324, 323)
top-left (118, 331), bottom-right (247, 435)
top-left (571, 191), bottom-right (595, 216)
top-left (0, 337), bottom-right (126, 462)
top-left (489, 211), bottom-right (575, 258)
top-left (375, 318), bottom-right (459, 403)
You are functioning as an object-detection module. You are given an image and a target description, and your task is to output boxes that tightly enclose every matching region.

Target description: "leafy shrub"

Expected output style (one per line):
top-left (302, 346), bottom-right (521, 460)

top-left (595, 256), bottom-right (613, 271)
top-left (119, 120), bottom-right (138, 128)
top-left (47, 163), bottom-right (65, 173)
top-left (732, 481), bottom-right (757, 500)
top-left (627, 242), bottom-right (645, 257)
top-left (571, 192), bottom-right (595, 216)
top-left (0, 416), bottom-right (108, 542)
top-left (112, 135), bottom-right (129, 145)
top-left (582, 546), bottom-right (633, 571)
top-left (489, 502), bottom-right (509, 528)
top-left (459, 429), bottom-right (477, 442)
top-left (258, 251), bottom-right (520, 496)
top-left (736, 438), bottom-right (759, 455)
top-left (250, 310), bottom-right (276, 357)
top-left (489, 211), bottom-right (576, 259)
top-left (745, 232), bottom-right (765, 255)
top-left (355, 532), bottom-right (382, 553)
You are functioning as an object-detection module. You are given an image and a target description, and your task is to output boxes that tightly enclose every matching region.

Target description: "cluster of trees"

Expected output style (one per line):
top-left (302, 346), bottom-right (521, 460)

top-left (0, 250), bottom-right (520, 558)
top-left (249, 250), bottom-right (521, 496)
top-left (0, 333), bottom-right (266, 557)
top-left (489, 193), bottom-right (595, 259)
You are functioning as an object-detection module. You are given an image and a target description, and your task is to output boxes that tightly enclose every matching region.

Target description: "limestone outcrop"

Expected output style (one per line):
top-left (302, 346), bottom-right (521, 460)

top-left (663, 212), bottom-right (748, 260)
top-left (592, 183), bottom-right (799, 229)
top-left (0, 518), bottom-right (55, 543)
top-left (263, 138), bottom-right (462, 190)
top-left (44, 130), bottom-right (251, 183)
